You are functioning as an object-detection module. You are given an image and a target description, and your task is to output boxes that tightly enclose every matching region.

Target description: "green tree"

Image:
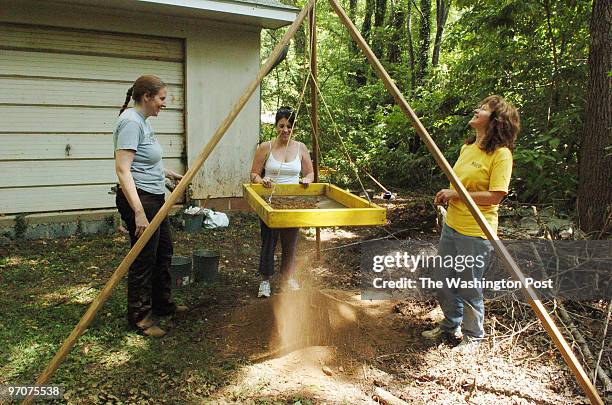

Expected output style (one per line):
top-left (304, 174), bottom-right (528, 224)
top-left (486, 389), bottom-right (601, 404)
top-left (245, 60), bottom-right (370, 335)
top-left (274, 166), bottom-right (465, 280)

top-left (417, 0), bottom-right (432, 84)
top-left (432, 0), bottom-right (451, 67)
top-left (261, 0), bottom-right (595, 215)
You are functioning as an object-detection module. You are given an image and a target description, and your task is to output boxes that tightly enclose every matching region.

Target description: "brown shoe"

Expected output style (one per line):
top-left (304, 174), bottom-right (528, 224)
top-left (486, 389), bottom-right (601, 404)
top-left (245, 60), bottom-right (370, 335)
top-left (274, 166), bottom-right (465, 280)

top-left (136, 313), bottom-right (156, 329)
top-left (142, 325), bottom-right (166, 338)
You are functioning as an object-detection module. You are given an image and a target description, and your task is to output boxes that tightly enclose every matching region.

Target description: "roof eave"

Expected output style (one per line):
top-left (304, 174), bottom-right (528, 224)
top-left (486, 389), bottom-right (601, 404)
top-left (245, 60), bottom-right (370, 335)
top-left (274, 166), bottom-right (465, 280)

top-left (133, 0), bottom-right (298, 28)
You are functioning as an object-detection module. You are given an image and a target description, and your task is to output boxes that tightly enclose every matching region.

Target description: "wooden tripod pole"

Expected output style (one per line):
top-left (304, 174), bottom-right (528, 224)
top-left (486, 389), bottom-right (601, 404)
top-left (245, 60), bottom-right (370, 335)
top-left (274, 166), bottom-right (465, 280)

top-left (309, 2), bottom-right (321, 260)
top-left (327, 0), bottom-right (603, 403)
top-left (23, 1), bottom-right (315, 403)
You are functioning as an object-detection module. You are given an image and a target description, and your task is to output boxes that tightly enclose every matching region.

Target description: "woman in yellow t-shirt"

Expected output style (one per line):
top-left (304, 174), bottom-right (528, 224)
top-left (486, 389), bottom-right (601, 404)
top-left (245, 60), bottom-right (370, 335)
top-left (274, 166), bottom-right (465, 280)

top-left (422, 95), bottom-right (520, 350)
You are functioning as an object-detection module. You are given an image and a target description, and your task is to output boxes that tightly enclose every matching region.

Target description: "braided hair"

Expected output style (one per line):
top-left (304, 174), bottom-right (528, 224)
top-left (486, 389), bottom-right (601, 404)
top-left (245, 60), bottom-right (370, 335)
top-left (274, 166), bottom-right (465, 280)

top-left (118, 75), bottom-right (166, 116)
top-left (119, 87), bottom-right (133, 116)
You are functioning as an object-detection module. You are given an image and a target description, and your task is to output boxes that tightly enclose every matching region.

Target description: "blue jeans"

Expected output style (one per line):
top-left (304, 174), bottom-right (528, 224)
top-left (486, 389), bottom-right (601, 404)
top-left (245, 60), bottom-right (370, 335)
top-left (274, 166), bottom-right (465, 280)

top-left (435, 223), bottom-right (493, 339)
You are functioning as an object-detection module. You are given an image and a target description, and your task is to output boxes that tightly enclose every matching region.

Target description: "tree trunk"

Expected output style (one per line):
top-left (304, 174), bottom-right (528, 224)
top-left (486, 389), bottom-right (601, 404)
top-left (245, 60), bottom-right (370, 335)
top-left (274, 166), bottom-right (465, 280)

top-left (349, 0), bottom-right (357, 24)
top-left (372, 0), bottom-right (388, 58)
top-left (287, 0), bottom-right (307, 65)
top-left (356, 0), bottom-right (375, 85)
top-left (543, 0), bottom-right (560, 130)
top-left (577, 0), bottom-right (612, 234)
top-left (406, 0), bottom-right (416, 92)
top-left (348, 0), bottom-right (359, 55)
top-left (293, 26), bottom-right (307, 60)
top-left (362, 0), bottom-right (375, 43)
top-left (431, 0), bottom-right (451, 67)
top-left (417, 0), bottom-right (431, 85)
top-left (388, 4), bottom-right (405, 64)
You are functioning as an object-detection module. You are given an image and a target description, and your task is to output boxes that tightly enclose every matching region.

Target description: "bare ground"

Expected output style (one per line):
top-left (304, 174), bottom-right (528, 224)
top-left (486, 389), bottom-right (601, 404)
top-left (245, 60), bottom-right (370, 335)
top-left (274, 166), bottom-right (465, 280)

top-left (190, 195), bottom-right (597, 404)
top-left (201, 266), bottom-right (587, 404)
top-left (1, 193), bottom-right (607, 404)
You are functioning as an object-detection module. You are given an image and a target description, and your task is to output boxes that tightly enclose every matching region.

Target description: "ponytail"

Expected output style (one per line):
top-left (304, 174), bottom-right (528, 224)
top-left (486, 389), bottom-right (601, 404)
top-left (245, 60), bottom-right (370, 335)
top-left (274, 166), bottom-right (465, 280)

top-left (119, 86), bottom-right (133, 116)
top-left (118, 75), bottom-right (166, 116)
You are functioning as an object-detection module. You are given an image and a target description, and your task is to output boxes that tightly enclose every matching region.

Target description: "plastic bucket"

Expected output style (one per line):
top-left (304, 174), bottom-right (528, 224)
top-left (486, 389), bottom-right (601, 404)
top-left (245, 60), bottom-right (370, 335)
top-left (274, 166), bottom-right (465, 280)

top-left (169, 256), bottom-right (192, 288)
top-left (184, 214), bottom-right (204, 233)
top-left (193, 249), bottom-right (220, 283)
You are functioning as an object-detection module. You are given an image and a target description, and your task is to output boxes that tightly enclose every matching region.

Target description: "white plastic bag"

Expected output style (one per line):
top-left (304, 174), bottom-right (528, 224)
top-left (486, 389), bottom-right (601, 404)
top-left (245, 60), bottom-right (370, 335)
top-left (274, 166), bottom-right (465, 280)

top-left (201, 208), bottom-right (229, 229)
top-left (184, 206), bottom-right (202, 215)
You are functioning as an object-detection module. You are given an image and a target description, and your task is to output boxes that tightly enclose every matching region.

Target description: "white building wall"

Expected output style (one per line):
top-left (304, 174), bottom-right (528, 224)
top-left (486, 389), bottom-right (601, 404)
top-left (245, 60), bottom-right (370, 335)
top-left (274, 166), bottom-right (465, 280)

top-left (0, 0), bottom-right (261, 213)
top-left (185, 30), bottom-right (260, 199)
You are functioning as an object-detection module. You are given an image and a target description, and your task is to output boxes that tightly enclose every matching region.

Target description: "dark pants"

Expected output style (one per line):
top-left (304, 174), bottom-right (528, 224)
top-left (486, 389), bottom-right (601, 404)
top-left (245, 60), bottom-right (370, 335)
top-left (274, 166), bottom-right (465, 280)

top-left (116, 188), bottom-right (175, 328)
top-left (258, 220), bottom-right (299, 279)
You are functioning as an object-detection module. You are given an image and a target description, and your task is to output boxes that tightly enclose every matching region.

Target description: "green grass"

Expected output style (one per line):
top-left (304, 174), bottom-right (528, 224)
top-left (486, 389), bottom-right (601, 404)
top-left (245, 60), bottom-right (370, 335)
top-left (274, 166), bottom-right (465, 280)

top-left (0, 212), bottom-right (263, 404)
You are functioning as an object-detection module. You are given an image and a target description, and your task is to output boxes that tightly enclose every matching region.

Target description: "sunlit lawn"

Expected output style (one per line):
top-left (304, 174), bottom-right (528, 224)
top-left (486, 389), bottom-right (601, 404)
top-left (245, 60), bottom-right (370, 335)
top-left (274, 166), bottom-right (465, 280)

top-left (0, 212), bottom-right (261, 404)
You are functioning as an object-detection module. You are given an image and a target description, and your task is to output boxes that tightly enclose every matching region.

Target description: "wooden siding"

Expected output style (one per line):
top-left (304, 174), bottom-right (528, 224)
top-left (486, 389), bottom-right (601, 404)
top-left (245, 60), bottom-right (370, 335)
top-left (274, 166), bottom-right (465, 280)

top-left (0, 22), bottom-right (185, 214)
top-left (0, 106), bottom-right (183, 133)
top-left (0, 184), bottom-right (181, 213)
top-left (0, 78), bottom-right (184, 109)
top-left (0, 159), bottom-right (184, 188)
top-left (0, 50), bottom-right (184, 84)
top-left (0, 23), bottom-right (184, 61)
top-left (0, 134), bottom-right (184, 160)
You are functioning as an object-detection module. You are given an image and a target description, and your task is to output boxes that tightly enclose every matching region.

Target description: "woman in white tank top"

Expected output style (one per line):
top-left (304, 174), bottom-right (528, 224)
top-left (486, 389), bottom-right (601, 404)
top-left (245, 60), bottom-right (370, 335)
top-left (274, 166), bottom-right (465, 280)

top-left (250, 107), bottom-right (314, 297)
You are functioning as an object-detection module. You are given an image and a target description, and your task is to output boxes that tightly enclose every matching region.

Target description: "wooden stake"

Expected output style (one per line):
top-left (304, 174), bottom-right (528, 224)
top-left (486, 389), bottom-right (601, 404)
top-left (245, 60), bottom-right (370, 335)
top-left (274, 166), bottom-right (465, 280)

top-left (23, 2), bottom-right (315, 403)
top-left (327, 0), bottom-right (603, 403)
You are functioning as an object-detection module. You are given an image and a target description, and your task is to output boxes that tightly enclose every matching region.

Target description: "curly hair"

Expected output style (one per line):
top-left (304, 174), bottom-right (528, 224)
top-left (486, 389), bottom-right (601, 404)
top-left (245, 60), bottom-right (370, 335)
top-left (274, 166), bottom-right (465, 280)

top-left (466, 95), bottom-right (520, 153)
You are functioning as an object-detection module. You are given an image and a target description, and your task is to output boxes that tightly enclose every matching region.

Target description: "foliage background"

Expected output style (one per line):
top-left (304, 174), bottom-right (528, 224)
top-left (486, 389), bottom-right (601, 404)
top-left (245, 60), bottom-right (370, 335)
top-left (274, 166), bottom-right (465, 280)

top-left (260, 0), bottom-right (592, 215)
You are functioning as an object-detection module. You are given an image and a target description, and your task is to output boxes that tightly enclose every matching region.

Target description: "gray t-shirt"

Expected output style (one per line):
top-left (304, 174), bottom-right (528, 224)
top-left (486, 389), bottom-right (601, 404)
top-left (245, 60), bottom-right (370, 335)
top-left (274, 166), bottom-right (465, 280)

top-left (113, 108), bottom-right (165, 195)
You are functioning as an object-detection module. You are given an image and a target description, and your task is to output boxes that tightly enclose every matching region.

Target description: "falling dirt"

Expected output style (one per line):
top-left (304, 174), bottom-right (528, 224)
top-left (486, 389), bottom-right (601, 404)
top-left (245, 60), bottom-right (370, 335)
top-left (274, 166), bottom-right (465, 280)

top-left (208, 288), bottom-right (402, 403)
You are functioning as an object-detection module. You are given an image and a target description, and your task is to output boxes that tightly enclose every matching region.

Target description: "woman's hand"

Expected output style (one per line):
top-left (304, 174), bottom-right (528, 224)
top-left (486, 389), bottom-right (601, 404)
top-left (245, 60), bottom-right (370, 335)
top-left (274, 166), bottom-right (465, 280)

top-left (299, 143), bottom-right (315, 188)
top-left (165, 169), bottom-right (183, 182)
top-left (134, 210), bottom-right (150, 238)
top-left (434, 189), bottom-right (458, 205)
top-left (262, 176), bottom-right (273, 188)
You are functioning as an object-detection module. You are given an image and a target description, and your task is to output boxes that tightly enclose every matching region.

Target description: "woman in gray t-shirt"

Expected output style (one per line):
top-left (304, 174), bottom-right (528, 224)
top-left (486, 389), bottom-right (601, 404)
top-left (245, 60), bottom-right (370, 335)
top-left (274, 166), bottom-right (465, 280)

top-left (114, 75), bottom-right (186, 337)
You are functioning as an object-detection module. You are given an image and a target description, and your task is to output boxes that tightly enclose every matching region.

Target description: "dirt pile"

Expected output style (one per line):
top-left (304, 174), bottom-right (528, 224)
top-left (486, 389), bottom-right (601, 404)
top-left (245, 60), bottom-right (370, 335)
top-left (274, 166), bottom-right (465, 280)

top-left (213, 289), bottom-right (382, 361)
top-left (208, 289), bottom-right (407, 402)
top-left (207, 288), bottom-right (582, 404)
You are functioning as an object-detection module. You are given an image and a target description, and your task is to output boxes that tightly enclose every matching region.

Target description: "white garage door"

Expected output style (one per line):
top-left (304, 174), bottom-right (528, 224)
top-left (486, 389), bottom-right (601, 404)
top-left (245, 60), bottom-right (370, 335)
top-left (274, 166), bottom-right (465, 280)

top-left (0, 23), bottom-right (185, 214)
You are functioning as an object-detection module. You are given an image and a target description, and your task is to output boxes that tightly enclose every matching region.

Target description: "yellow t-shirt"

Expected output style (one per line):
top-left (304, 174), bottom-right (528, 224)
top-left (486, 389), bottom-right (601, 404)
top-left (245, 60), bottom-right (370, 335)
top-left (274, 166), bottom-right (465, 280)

top-left (445, 143), bottom-right (513, 238)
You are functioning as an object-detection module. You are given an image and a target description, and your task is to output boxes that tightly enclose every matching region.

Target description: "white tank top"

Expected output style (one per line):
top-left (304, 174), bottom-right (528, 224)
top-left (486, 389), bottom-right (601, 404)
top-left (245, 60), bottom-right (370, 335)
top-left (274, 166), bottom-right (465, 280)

top-left (264, 141), bottom-right (301, 184)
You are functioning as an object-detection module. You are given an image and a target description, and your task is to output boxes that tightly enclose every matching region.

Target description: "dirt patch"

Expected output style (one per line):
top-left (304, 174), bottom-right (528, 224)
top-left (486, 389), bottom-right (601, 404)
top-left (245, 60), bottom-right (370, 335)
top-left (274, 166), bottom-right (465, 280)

top-left (267, 195), bottom-right (347, 210)
top-left (207, 289), bottom-right (405, 403)
top-left (204, 288), bottom-right (582, 404)
top-left (269, 196), bottom-right (322, 210)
